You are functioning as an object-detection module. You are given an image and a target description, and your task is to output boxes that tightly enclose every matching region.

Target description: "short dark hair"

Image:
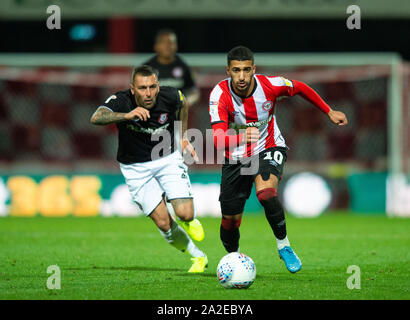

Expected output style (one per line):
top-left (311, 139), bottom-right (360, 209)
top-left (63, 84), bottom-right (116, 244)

top-left (154, 28), bottom-right (177, 43)
top-left (131, 65), bottom-right (158, 83)
top-left (227, 46), bottom-right (254, 65)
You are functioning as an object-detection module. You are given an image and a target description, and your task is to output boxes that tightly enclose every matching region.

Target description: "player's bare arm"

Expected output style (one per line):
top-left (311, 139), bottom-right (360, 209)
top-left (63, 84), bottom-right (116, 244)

top-left (178, 94), bottom-right (199, 162)
top-left (90, 106), bottom-right (150, 125)
top-left (178, 94), bottom-right (189, 138)
top-left (90, 107), bottom-right (128, 125)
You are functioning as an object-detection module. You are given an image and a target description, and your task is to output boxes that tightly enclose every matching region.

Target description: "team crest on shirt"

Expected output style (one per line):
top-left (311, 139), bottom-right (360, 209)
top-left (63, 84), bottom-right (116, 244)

top-left (158, 113), bottom-right (168, 124)
top-left (262, 100), bottom-right (274, 111)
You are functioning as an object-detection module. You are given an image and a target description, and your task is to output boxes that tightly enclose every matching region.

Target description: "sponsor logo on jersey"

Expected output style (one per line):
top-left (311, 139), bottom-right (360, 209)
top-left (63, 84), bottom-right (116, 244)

top-left (230, 114), bottom-right (273, 131)
top-left (281, 77), bottom-right (293, 87)
top-left (262, 100), bottom-right (273, 111)
top-left (209, 103), bottom-right (220, 122)
top-left (158, 113), bottom-right (168, 124)
top-left (247, 114), bottom-right (273, 127)
top-left (126, 123), bottom-right (169, 135)
top-left (209, 101), bottom-right (218, 106)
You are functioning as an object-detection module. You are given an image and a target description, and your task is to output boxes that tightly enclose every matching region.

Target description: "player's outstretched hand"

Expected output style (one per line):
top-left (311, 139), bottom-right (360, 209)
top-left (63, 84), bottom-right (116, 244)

top-left (328, 109), bottom-right (348, 126)
top-left (181, 138), bottom-right (199, 163)
top-left (243, 127), bottom-right (260, 144)
top-left (125, 107), bottom-right (150, 121)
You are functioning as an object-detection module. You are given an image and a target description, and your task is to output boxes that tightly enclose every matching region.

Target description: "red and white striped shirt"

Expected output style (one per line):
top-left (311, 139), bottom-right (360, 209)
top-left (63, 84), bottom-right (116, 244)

top-left (209, 74), bottom-right (330, 160)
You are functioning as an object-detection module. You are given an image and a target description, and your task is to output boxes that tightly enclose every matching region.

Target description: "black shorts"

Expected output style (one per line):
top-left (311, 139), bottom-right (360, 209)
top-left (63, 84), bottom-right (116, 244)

top-left (219, 147), bottom-right (287, 215)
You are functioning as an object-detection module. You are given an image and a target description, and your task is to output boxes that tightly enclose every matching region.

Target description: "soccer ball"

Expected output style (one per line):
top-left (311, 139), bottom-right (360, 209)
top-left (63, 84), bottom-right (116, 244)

top-left (216, 252), bottom-right (256, 289)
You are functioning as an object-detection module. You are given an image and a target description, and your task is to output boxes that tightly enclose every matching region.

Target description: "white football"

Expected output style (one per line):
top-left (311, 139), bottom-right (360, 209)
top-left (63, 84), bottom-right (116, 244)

top-left (216, 252), bottom-right (256, 289)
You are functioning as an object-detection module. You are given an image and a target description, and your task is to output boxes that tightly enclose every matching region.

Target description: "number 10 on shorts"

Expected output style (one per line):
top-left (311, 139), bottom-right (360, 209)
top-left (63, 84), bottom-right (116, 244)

top-left (263, 151), bottom-right (283, 164)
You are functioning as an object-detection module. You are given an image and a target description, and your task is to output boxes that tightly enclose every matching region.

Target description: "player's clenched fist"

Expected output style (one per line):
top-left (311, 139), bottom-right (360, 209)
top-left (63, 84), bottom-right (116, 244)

top-left (328, 109), bottom-right (348, 126)
top-left (125, 107), bottom-right (151, 121)
top-left (243, 127), bottom-right (260, 144)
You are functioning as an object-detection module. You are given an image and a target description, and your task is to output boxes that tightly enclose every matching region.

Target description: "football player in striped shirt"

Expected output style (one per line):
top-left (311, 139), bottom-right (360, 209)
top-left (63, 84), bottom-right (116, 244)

top-left (209, 46), bottom-right (347, 273)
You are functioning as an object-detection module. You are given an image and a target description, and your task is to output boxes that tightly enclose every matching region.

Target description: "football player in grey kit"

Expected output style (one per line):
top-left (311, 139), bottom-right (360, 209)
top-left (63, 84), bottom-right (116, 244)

top-left (90, 65), bottom-right (207, 273)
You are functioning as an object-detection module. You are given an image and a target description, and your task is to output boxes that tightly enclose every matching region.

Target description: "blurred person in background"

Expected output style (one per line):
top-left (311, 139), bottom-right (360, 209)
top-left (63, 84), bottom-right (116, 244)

top-left (144, 29), bottom-right (200, 107)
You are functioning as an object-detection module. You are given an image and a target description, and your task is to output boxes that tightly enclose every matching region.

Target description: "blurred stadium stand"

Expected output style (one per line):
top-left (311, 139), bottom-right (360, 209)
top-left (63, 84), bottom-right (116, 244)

top-left (0, 62), bottom-right (406, 167)
top-left (0, 60), bottom-right (408, 213)
top-left (0, 0), bottom-right (409, 216)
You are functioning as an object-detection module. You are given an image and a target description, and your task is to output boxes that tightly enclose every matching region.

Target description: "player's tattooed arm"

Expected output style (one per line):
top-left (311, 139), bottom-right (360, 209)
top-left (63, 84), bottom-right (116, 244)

top-left (90, 107), bottom-right (127, 125)
top-left (90, 106), bottom-right (150, 125)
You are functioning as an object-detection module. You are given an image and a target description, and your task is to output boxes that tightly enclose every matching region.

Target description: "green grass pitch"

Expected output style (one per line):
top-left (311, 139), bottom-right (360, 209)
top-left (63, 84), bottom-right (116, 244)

top-left (0, 213), bottom-right (409, 300)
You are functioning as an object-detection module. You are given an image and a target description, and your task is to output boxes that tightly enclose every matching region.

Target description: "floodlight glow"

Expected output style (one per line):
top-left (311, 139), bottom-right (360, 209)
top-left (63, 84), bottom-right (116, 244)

top-left (283, 172), bottom-right (332, 218)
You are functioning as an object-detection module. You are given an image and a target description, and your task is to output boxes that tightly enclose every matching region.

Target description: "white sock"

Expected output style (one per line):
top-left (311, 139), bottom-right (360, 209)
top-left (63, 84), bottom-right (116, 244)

top-left (276, 236), bottom-right (290, 250)
top-left (187, 239), bottom-right (205, 258)
top-left (158, 219), bottom-right (189, 252)
top-left (159, 220), bottom-right (205, 257)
